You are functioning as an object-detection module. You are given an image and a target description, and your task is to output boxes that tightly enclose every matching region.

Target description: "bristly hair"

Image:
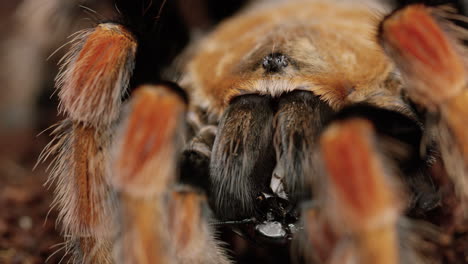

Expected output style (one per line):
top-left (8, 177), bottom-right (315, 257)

top-left (38, 120), bottom-right (118, 262)
top-left (55, 23), bottom-right (137, 126)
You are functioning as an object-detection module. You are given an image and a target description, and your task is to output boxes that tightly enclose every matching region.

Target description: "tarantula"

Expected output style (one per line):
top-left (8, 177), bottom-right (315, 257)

top-left (40, 0), bottom-right (468, 263)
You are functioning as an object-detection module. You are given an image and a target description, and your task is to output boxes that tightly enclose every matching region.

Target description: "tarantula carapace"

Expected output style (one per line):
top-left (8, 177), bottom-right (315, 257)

top-left (41, 0), bottom-right (468, 263)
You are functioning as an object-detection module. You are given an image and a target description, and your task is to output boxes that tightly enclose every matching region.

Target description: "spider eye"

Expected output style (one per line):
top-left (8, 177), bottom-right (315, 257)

top-left (262, 52), bottom-right (289, 73)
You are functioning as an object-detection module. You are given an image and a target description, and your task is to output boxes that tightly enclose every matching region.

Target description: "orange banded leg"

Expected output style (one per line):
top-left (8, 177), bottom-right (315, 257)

top-left (112, 85), bottom-right (231, 264)
top-left (304, 119), bottom-right (403, 264)
top-left (112, 85), bottom-right (186, 264)
top-left (380, 5), bottom-right (468, 209)
top-left (41, 23), bottom-right (137, 262)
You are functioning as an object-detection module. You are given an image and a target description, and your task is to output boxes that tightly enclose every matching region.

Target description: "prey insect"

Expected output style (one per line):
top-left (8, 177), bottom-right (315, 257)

top-left (40, 0), bottom-right (468, 263)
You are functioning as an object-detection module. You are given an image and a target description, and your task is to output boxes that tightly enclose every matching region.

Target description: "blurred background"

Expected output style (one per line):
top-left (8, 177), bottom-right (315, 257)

top-left (0, 0), bottom-right (466, 263)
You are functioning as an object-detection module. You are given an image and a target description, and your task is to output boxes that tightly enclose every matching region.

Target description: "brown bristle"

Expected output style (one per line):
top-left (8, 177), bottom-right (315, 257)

top-left (38, 119), bottom-right (116, 262)
top-left (113, 85), bottom-right (186, 196)
top-left (57, 23), bottom-right (137, 126)
top-left (380, 5), bottom-right (466, 108)
top-left (77, 236), bottom-right (112, 263)
top-left (71, 123), bottom-right (110, 233)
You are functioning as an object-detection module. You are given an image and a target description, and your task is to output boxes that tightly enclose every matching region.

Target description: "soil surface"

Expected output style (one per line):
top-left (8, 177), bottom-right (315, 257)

top-left (0, 140), bottom-right (67, 264)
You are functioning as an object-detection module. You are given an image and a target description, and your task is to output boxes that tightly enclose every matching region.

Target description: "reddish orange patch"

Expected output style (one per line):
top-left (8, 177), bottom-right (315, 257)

top-left (383, 6), bottom-right (454, 72)
top-left (381, 5), bottom-right (466, 104)
top-left (72, 123), bottom-right (101, 230)
top-left (59, 23), bottom-right (137, 125)
top-left (114, 86), bottom-right (186, 187)
top-left (320, 119), bottom-right (396, 229)
top-left (73, 24), bottom-right (136, 93)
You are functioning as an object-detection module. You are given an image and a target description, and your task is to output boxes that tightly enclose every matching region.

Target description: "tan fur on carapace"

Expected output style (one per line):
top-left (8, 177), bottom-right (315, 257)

top-left (182, 0), bottom-right (397, 117)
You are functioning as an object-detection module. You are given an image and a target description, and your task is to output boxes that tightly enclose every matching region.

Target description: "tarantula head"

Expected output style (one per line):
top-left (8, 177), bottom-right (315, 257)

top-left (179, 1), bottom-right (424, 244)
top-left (182, 1), bottom-right (405, 118)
